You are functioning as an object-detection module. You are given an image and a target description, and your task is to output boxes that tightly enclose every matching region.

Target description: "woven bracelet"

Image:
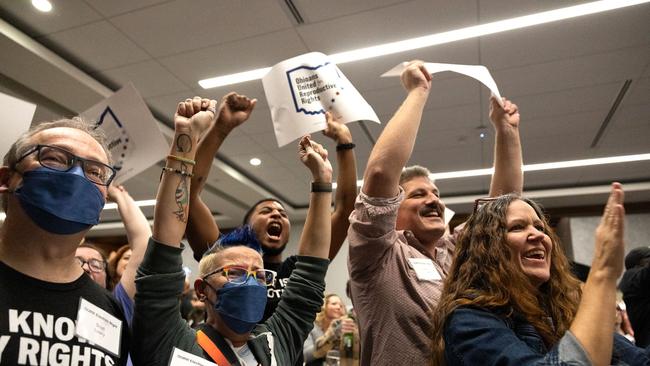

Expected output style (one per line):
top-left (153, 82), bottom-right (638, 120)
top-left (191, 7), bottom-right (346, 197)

top-left (166, 154), bottom-right (196, 166)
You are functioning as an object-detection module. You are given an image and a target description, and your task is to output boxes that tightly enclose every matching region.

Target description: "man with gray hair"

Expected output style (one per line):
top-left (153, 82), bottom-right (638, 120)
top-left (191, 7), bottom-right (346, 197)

top-left (347, 61), bottom-right (524, 365)
top-left (0, 118), bottom-right (129, 365)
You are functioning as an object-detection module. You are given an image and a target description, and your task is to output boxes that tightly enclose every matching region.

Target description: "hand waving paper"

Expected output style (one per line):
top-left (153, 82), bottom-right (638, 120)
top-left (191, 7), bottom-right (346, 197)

top-left (382, 62), bottom-right (504, 107)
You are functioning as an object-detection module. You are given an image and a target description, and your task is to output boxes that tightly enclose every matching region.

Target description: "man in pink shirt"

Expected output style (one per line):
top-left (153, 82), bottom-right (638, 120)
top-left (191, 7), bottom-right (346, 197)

top-left (348, 61), bottom-right (524, 365)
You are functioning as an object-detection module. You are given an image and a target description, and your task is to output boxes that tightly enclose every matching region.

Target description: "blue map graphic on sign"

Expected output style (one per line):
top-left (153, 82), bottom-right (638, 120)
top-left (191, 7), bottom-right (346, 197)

top-left (95, 106), bottom-right (123, 128)
top-left (286, 62), bottom-right (344, 116)
top-left (93, 106), bottom-right (130, 172)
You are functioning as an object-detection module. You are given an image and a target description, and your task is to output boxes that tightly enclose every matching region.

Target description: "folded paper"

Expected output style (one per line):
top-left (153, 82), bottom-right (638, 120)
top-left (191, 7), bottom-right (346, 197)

top-left (0, 91), bottom-right (36, 159)
top-left (80, 83), bottom-right (168, 184)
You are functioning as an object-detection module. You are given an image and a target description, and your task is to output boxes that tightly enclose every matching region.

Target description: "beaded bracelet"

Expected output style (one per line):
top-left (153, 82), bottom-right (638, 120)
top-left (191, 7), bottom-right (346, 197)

top-left (161, 166), bottom-right (194, 177)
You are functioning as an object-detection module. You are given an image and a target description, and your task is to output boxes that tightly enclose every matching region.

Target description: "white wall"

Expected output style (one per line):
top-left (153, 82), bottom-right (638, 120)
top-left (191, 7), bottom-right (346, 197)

top-left (281, 220), bottom-right (352, 307)
top-left (570, 213), bottom-right (650, 266)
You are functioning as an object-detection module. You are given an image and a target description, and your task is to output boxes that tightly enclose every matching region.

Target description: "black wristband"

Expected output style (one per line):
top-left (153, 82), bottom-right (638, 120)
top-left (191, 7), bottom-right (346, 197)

top-left (311, 182), bottom-right (333, 193)
top-left (336, 143), bottom-right (356, 151)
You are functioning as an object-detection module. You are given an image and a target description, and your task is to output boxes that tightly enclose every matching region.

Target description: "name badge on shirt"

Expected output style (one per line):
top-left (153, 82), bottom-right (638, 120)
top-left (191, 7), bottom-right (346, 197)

top-left (408, 258), bottom-right (441, 282)
top-left (75, 297), bottom-right (123, 357)
top-left (169, 348), bottom-right (218, 366)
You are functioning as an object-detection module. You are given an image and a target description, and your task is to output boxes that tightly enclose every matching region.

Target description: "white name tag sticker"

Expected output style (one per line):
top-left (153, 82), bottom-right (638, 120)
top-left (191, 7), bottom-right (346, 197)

top-left (75, 297), bottom-right (122, 357)
top-left (408, 258), bottom-right (441, 281)
top-left (169, 348), bottom-right (218, 366)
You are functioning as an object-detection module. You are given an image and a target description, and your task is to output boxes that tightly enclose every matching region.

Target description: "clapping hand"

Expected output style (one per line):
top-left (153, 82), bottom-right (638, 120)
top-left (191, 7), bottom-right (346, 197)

top-left (593, 182), bottom-right (625, 279)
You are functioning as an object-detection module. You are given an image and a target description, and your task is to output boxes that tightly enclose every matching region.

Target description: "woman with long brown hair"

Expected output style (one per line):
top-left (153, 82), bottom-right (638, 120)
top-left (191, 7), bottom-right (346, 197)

top-left (431, 183), bottom-right (649, 365)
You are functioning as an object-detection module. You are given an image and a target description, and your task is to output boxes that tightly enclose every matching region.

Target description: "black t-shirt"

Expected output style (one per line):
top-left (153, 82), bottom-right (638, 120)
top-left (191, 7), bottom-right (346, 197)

top-left (0, 260), bottom-right (130, 366)
top-left (263, 255), bottom-right (298, 322)
top-left (619, 265), bottom-right (650, 348)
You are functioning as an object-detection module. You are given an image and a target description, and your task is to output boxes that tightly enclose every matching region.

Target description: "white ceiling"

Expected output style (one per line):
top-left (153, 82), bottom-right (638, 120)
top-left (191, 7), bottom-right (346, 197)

top-left (0, 0), bottom-right (649, 235)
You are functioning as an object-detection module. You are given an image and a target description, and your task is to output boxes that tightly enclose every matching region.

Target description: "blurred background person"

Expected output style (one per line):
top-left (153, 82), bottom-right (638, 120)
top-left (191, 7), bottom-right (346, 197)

top-left (615, 295), bottom-right (635, 343)
top-left (108, 244), bottom-right (131, 289)
top-left (75, 242), bottom-right (109, 289)
top-left (619, 246), bottom-right (650, 347)
top-left (304, 293), bottom-right (359, 366)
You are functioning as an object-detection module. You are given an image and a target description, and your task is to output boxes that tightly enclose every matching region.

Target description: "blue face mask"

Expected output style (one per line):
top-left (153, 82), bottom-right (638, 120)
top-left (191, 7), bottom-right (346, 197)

top-left (212, 276), bottom-right (267, 334)
top-left (14, 166), bottom-right (105, 235)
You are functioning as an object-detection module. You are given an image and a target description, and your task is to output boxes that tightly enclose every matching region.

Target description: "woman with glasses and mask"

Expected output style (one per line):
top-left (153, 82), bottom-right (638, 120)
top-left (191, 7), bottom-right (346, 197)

top-left (431, 183), bottom-right (650, 365)
top-left (132, 97), bottom-right (333, 366)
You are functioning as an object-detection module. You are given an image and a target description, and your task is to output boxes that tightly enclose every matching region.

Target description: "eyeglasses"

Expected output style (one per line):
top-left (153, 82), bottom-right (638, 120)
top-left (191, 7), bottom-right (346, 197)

top-left (203, 266), bottom-right (276, 286)
top-left (15, 144), bottom-right (116, 186)
top-left (74, 257), bottom-right (106, 273)
top-left (473, 197), bottom-right (500, 213)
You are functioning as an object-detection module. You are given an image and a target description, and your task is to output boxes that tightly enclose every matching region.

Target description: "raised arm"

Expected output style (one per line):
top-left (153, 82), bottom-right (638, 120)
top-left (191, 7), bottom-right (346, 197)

top-left (186, 93), bottom-right (256, 258)
top-left (297, 136), bottom-right (333, 259)
top-left (362, 61), bottom-right (431, 198)
top-left (133, 97), bottom-right (215, 365)
top-left (322, 112), bottom-right (357, 260)
top-left (109, 185), bottom-right (151, 299)
top-left (570, 182), bottom-right (625, 366)
top-left (488, 96), bottom-right (523, 197)
top-left (154, 97), bottom-right (216, 247)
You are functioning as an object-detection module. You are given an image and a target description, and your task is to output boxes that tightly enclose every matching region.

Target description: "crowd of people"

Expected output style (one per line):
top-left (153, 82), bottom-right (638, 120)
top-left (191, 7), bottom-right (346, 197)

top-left (0, 60), bottom-right (649, 365)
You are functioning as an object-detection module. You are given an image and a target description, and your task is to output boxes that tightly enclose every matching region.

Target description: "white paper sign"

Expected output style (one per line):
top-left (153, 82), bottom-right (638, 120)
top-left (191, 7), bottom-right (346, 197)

top-left (75, 298), bottom-right (122, 357)
top-left (382, 62), bottom-right (504, 107)
top-left (80, 83), bottom-right (168, 184)
top-left (0, 91), bottom-right (36, 159)
top-left (408, 258), bottom-right (441, 281)
top-left (169, 348), bottom-right (218, 366)
top-left (262, 52), bottom-right (380, 147)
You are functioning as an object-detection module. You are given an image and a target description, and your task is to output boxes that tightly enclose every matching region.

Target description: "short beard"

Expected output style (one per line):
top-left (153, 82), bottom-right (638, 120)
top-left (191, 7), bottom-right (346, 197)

top-left (262, 242), bottom-right (287, 257)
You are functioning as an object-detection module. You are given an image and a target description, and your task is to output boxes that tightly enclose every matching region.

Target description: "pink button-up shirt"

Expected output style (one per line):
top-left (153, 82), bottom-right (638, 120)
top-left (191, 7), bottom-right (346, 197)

top-left (348, 188), bottom-right (456, 365)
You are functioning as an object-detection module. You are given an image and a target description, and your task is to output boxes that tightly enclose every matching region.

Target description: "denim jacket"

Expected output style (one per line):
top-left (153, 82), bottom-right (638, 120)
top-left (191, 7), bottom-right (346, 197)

top-left (443, 306), bottom-right (650, 365)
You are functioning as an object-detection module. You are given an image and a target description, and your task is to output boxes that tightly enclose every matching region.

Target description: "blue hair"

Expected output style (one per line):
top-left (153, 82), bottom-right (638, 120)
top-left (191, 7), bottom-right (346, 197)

top-left (216, 225), bottom-right (262, 253)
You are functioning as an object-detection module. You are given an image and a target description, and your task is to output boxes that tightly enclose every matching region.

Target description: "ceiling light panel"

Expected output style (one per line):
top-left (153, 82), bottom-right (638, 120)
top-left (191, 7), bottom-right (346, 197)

top-left (198, 0), bottom-right (650, 89)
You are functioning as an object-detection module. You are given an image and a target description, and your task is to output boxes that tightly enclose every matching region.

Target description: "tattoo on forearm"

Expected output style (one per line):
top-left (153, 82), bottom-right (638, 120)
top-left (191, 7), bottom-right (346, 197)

top-left (173, 162), bottom-right (190, 222)
top-left (176, 134), bottom-right (192, 153)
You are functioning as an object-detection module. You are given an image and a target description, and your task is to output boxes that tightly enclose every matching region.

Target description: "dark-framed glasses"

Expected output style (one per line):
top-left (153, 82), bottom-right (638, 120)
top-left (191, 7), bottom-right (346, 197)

top-left (203, 266), bottom-right (276, 286)
top-left (16, 144), bottom-right (116, 186)
top-left (74, 257), bottom-right (106, 273)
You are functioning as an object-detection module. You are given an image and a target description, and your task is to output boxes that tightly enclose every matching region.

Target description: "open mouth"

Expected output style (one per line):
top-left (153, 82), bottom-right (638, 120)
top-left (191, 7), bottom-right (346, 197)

top-left (266, 222), bottom-right (283, 241)
top-left (523, 249), bottom-right (546, 262)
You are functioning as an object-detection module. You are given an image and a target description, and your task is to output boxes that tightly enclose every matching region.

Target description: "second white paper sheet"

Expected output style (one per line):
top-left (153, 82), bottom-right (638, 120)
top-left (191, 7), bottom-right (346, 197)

top-left (382, 62), bottom-right (503, 106)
